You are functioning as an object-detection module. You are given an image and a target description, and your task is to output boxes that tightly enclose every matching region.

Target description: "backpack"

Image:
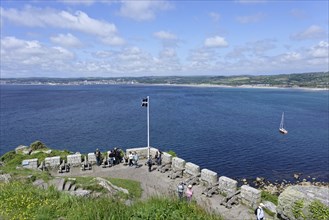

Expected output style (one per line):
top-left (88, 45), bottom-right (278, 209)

top-left (254, 207), bottom-right (259, 215)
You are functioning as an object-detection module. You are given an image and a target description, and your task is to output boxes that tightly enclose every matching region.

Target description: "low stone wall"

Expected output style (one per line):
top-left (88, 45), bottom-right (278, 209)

top-left (171, 157), bottom-right (186, 170)
top-left (201, 169), bottom-right (218, 185)
top-left (149, 147), bottom-right (158, 158)
top-left (87, 153), bottom-right (96, 164)
top-left (22, 159), bottom-right (38, 169)
top-left (126, 147), bottom-right (148, 159)
top-left (240, 185), bottom-right (261, 209)
top-left (184, 162), bottom-right (200, 176)
top-left (67, 154), bottom-right (82, 166)
top-left (218, 176), bottom-right (238, 196)
top-left (162, 152), bottom-right (172, 164)
top-left (45, 156), bottom-right (60, 167)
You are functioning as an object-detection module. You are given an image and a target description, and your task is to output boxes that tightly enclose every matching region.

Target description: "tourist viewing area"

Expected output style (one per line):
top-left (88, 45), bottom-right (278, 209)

top-left (21, 146), bottom-right (264, 219)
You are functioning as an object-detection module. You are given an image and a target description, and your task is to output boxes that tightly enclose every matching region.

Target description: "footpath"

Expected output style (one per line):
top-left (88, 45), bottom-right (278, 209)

top-left (53, 159), bottom-right (272, 220)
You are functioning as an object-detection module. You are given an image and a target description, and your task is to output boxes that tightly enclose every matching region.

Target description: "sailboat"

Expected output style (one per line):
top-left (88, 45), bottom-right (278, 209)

top-left (279, 112), bottom-right (288, 134)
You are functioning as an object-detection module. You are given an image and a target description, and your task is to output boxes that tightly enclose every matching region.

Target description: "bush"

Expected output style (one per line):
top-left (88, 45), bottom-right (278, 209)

top-left (30, 141), bottom-right (47, 151)
top-left (167, 150), bottom-right (177, 157)
top-left (261, 191), bottom-right (278, 205)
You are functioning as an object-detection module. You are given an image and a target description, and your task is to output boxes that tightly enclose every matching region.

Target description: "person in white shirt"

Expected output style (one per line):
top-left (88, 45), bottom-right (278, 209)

top-left (256, 203), bottom-right (265, 220)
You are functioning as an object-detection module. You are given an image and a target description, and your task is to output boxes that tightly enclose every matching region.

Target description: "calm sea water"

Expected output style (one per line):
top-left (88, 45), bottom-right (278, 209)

top-left (1, 85), bottom-right (328, 182)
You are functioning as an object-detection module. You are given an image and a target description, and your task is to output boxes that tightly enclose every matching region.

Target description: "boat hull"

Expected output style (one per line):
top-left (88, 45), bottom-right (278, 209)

top-left (279, 128), bottom-right (288, 134)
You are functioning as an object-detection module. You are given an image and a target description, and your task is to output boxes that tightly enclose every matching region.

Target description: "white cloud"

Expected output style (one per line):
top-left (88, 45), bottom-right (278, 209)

top-left (279, 52), bottom-right (302, 62)
top-left (154, 31), bottom-right (177, 40)
top-left (1, 6), bottom-right (124, 46)
top-left (1, 36), bottom-right (75, 77)
top-left (204, 36), bottom-right (228, 48)
top-left (309, 41), bottom-right (329, 58)
top-left (291, 25), bottom-right (327, 41)
top-left (118, 1), bottom-right (173, 21)
top-left (209, 12), bottom-right (220, 22)
top-left (92, 50), bottom-right (114, 59)
top-left (236, 12), bottom-right (265, 24)
top-left (50, 33), bottom-right (82, 48)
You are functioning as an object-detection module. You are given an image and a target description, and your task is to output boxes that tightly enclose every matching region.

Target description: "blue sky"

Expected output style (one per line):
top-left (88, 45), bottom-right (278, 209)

top-left (1, 0), bottom-right (328, 78)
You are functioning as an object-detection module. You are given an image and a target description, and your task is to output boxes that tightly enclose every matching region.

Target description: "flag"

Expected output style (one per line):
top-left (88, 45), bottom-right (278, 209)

top-left (141, 98), bottom-right (148, 107)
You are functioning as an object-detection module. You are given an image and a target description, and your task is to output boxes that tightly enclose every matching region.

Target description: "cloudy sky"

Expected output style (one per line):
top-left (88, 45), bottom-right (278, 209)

top-left (1, 0), bottom-right (328, 78)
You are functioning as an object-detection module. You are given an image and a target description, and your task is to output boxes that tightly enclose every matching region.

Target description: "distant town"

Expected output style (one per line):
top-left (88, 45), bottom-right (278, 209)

top-left (1, 71), bottom-right (328, 89)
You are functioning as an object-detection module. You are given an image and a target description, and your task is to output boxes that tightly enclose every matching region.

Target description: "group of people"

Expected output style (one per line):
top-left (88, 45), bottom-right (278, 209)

top-left (94, 147), bottom-right (124, 166)
top-left (177, 182), bottom-right (193, 202)
top-left (126, 151), bottom-right (139, 167)
top-left (146, 150), bottom-right (163, 172)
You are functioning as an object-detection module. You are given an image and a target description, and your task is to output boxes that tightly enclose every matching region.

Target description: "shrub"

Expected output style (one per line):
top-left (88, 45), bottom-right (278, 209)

top-left (309, 200), bottom-right (329, 220)
top-left (30, 140), bottom-right (47, 151)
top-left (167, 150), bottom-right (177, 157)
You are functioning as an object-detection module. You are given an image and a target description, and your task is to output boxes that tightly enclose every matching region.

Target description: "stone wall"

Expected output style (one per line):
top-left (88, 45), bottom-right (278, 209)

top-left (88, 153), bottom-right (96, 164)
top-left (67, 154), bottom-right (82, 166)
top-left (184, 162), bottom-right (200, 176)
top-left (22, 159), bottom-right (38, 169)
top-left (171, 157), bottom-right (186, 170)
top-left (162, 152), bottom-right (172, 164)
top-left (200, 169), bottom-right (218, 185)
top-left (240, 185), bottom-right (261, 209)
top-left (45, 156), bottom-right (61, 167)
top-left (218, 176), bottom-right (238, 196)
top-left (126, 147), bottom-right (148, 159)
top-left (19, 146), bottom-right (262, 209)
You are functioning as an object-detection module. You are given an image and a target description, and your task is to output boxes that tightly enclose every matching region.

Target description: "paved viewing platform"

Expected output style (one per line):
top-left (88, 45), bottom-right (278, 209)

top-left (48, 151), bottom-right (263, 220)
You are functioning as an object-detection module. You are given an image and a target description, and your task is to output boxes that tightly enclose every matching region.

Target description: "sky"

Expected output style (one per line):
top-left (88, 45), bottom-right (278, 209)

top-left (1, 0), bottom-right (328, 78)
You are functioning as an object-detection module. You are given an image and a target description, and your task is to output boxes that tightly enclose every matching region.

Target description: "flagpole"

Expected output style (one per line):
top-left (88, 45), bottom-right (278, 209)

top-left (147, 96), bottom-right (150, 159)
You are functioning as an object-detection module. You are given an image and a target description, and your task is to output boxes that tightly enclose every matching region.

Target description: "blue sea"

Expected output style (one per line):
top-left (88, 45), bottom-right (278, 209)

top-left (1, 85), bottom-right (328, 182)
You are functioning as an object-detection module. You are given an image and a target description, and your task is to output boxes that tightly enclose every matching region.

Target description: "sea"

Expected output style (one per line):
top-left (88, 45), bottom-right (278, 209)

top-left (1, 84), bottom-right (328, 182)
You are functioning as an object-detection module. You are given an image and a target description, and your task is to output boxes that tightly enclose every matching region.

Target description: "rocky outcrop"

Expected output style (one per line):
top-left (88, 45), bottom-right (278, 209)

top-left (277, 185), bottom-right (329, 220)
top-left (0, 173), bottom-right (11, 183)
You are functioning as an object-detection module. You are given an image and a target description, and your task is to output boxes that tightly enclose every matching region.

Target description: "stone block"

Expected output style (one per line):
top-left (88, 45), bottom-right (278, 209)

top-left (184, 162), bottom-right (200, 176)
top-left (218, 176), bottom-right (238, 196)
top-left (88, 153), bottom-right (96, 164)
top-left (149, 147), bottom-right (158, 158)
top-left (67, 154), bottom-right (82, 166)
top-left (172, 157), bottom-right (186, 170)
top-left (240, 185), bottom-right (261, 209)
top-left (126, 147), bottom-right (148, 159)
top-left (162, 152), bottom-right (172, 164)
top-left (201, 169), bottom-right (218, 185)
top-left (44, 156), bottom-right (60, 167)
top-left (22, 158), bottom-right (38, 169)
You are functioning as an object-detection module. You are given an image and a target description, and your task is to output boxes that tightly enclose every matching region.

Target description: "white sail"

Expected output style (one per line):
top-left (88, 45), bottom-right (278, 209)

top-left (279, 112), bottom-right (288, 134)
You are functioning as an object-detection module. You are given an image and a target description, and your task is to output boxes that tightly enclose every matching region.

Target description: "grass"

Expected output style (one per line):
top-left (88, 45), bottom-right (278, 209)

top-left (261, 190), bottom-right (278, 205)
top-left (0, 180), bottom-right (223, 220)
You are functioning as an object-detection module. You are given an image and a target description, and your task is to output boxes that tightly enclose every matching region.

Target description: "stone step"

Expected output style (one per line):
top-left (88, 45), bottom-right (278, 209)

top-left (64, 181), bottom-right (72, 191)
top-left (49, 178), bottom-right (65, 191)
top-left (70, 184), bottom-right (77, 191)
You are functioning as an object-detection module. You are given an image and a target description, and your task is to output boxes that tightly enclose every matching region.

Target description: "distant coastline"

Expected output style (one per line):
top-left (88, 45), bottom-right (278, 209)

top-left (1, 82), bottom-right (328, 91)
top-left (136, 83), bottom-right (329, 91)
top-left (1, 71), bottom-right (328, 90)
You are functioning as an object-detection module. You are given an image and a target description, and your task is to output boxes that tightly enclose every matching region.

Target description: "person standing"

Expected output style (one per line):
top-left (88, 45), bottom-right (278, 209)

top-left (185, 184), bottom-right (193, 202)
top-left (147, 156), bottom-right (153, 172)
top-left (177, 182), bottom-right (184, 200)
top-left (256, 203), bottom-right (265, 220)
top-left (94, 148), bottom-right (101, 166)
